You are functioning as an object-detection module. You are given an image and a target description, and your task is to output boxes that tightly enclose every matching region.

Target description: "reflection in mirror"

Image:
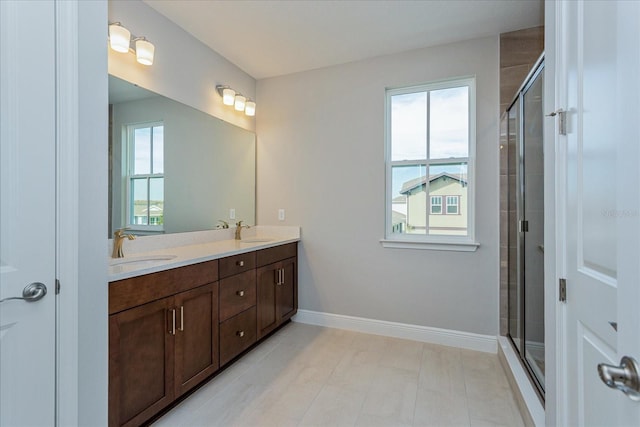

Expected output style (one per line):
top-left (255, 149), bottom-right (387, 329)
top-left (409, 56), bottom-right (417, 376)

top-left (108, 75), bottom-right (256, 237)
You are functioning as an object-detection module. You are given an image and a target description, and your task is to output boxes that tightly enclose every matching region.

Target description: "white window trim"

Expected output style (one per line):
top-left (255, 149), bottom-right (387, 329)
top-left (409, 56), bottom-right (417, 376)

top-left (382, 76), bottom-right (478, 251)
top-left (380, 238), bottom-right (479, 252)
top-left (125, 121), bottom-right (164, 232)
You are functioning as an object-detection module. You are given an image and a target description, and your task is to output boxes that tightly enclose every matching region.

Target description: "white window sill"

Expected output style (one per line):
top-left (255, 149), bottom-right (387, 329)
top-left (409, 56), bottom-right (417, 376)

top-left (380, 239), bottom-right (480, 252)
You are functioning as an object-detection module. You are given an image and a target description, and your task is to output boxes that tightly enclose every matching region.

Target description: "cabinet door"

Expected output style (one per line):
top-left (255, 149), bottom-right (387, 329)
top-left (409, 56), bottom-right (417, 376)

top-left (257, 263), bottom-right (278, 339)
top-left (109, 298), bottom-right (175, 427)
top-left (174, 283), bottom-right (219, 397)
top-left (257, 257), bottom-right (297, 339)
top-left (277, 257), bottom-right (297, 322)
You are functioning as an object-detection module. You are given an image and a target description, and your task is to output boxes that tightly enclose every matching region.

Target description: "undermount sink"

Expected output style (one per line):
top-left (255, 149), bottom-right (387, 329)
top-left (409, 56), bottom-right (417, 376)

top-left (109, 254), bottom-right (177, 267)
top-left (240, 238), bottom-right (274, 243)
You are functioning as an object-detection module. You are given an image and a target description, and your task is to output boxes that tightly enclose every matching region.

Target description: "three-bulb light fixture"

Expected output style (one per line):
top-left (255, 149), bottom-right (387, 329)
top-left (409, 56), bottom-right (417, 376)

top-left (108, 22), bottom-right (155, 66)
top-left (216, 85), bottom-right (256, 117)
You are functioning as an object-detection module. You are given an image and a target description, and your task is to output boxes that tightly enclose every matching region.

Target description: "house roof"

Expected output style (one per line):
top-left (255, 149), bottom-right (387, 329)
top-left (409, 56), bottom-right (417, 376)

top-left (399, 173), bottom-right (467, 194)
top-left (133, 201), bottom-right (164, 217)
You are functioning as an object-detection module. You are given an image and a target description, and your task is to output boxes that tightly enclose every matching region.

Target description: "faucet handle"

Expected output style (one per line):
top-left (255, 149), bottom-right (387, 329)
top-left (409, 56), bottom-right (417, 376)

top-left (217, 220), bottom-right (229, 229)
top-left (114, 228), bottom-right (135, 239)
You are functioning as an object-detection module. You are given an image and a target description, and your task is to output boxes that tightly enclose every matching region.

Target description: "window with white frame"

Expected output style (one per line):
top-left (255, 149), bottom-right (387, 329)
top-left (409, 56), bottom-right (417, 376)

top-left (385, 77), bottom-right (475, 244)
top-left (430, 196), bottom-right (443, 214)
top-left (446, 196), bottom-right (460, 215)
top-left (127, 122), bottom-right (164, 231)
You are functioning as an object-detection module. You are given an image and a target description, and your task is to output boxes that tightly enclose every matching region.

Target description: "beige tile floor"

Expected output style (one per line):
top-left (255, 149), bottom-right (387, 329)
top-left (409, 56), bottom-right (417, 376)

top-left (153, 322), bottom-right (525, 427)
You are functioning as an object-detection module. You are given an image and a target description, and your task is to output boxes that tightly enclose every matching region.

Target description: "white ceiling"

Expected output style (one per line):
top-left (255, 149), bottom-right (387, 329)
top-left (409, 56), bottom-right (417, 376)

top-left (144, 0), bottom-right (543, 80)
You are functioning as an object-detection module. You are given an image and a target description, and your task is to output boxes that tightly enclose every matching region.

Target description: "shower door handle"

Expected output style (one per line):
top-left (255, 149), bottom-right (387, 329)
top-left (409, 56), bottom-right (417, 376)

top-left (519, 220), bottom-right (529, 232)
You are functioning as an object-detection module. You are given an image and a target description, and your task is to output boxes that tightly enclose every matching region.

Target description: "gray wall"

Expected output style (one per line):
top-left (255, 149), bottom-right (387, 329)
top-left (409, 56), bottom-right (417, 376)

top-left (256, 36), bottom-right (500, 335)
top-left (108, 0), bottom-right (256, 132)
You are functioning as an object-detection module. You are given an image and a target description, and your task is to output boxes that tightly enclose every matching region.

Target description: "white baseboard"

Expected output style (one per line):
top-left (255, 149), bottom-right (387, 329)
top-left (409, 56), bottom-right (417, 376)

top-left (293, 309), bottom-right (497, 353)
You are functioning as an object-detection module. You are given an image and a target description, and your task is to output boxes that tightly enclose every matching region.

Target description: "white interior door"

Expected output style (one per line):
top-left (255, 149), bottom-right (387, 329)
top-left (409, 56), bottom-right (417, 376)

top-left (0, 1), bottom-right (56, 425)
top-left (560, 0), bottom-right (640, 425)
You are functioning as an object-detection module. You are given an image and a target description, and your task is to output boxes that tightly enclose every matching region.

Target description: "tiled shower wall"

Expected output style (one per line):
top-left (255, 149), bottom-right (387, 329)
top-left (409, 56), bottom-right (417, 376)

top-left (499, 26), bottom-right (544, 335)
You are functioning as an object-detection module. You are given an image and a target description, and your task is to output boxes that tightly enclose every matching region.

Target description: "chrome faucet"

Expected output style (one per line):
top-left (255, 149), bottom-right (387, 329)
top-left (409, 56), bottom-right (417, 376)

top-left (112, 228), bottom-right (136, 258)
top-left (234, 220), bottom-right (250, 240)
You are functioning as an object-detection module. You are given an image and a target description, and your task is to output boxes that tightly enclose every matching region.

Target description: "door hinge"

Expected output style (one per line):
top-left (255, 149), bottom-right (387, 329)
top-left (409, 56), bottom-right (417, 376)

top-left (56, 279), bottom-right (61, 295)
top-left (559, 278), bottom-right (567, 302)
top-left (546, 109), bottom-right (567, 135)
top-left (519, 220), bottom-right (529, 232)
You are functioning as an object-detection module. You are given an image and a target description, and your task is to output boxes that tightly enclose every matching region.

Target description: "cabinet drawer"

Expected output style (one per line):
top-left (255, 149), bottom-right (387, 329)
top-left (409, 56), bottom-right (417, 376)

top-left (109, 260), bottom-right (219, 315)
top-left (219, 307), bottom-right (256, 366)
top-left (257, 242), bottom-right (297, 267)
top-left (219, 270), bottom-right (256, 322)
top-left (219, 252), bottom-right (256, 279)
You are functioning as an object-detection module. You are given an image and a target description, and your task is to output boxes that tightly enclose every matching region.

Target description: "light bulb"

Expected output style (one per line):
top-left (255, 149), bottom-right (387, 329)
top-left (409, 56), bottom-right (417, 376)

top-left (234, 94), bottom-right (246, 111)
top-left (135, 38), bottom-right (155, 66)
top-left (222, 88), bottom-right (235, 106)
top-left (244, 100), bottom-right (256, 116)
top-left (109, 24), bottom-right (131, 53)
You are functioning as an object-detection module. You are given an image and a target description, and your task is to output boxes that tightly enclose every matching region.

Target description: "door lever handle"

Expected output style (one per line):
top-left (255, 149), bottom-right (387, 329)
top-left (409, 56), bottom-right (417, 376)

top-left (0, 282), bottom-right (47, 303)
top-left (598, 356), bottom-right (640, 401)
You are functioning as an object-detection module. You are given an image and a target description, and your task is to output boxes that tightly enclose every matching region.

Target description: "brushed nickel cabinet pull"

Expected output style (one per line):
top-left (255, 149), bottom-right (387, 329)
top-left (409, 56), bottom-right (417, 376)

top-left (237, 260), bottom-right (244, 267)
top-left (236, 290), bottom-right (245, 297)
top-left (169, 309), bottom-right (176, 335)
top-left (236, 330), bottom-right (245, 338)
top-left (178, 306), bottom-right (184, 331)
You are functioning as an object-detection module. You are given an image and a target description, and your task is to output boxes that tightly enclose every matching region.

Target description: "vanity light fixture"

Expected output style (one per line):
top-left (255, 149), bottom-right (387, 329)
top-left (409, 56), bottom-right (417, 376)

top-left (108, 22), bottom-right (155, 66)
top-left (244, 100), bottom-right (256, 117)
top-left (221, 87), bottom-right (236, 105)
top-left (134, 37), bottom-right (155, 66)
top-left (234, 94), bottom-right (246, 111)
top-left (216, 85), bottom-right (256, 116)
top-left (108, 22), bottom-right (131, 53)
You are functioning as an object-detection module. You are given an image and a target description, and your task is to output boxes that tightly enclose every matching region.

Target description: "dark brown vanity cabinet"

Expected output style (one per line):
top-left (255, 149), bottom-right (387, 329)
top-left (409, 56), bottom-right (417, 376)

top-left (109, 261), bottom-right (219, 427)
top-left (257, 243), bottom-right (298, 339)
top-left (109, 242), bottom-right (297, 427)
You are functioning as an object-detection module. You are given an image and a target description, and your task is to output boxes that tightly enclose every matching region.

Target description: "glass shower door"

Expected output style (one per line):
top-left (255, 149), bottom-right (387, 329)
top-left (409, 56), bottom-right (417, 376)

top-left (522, 67), bottom-right (545, 390)
top-left (507, 58), bottom-right (545, 396)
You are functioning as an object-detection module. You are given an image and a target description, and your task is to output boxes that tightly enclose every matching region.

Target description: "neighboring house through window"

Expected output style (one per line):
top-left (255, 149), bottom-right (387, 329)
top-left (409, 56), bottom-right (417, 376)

top-left (385, 77), bottom-right (475, 246)
top-left (430, 195), bottom-right (442, 214)
top-left (127, 122), bottom-right (164, 231)
top-left (446, 195), bottom-right (460, 215)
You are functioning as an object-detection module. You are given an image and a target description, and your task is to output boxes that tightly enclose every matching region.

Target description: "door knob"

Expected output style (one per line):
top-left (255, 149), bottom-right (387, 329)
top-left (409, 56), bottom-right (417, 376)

top-left (0, 282), bottom-right (47, 304)
top-left (598, 356), bottom-right (640, 401)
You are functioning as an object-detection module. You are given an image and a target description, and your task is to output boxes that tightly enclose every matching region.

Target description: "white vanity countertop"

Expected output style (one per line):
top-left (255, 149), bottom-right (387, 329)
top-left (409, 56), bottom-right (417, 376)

top-left (108, 226), bottom-right (300, 282)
